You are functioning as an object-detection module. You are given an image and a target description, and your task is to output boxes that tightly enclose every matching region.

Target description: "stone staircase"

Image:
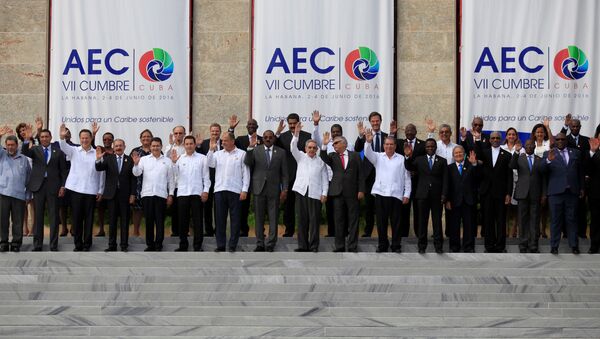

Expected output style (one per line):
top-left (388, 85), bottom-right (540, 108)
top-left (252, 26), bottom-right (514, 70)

top-left (0, 237), bottom-right (598, 338)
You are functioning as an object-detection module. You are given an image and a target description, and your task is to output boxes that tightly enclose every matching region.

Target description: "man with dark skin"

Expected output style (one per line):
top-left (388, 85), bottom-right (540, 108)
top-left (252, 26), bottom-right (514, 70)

top-left (542, 132), bottom-right (585, 254)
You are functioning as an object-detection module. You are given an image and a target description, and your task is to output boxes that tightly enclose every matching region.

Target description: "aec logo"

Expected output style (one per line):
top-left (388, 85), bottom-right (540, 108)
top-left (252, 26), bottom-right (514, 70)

top-left (139, 48), bottom-right (174, 82)
top-left (345, 47), bottom-right (379, 81)
top-left (553, 46), bottom-right (589, 80)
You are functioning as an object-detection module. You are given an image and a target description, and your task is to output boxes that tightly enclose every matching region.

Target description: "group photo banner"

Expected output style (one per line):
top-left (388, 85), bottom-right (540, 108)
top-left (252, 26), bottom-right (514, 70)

top-left (460, 0), bottom-right (599, 138)
top-left (252, 0), bottom-right (394, 142)
top-left (49, 0), bottom-right (191, 148)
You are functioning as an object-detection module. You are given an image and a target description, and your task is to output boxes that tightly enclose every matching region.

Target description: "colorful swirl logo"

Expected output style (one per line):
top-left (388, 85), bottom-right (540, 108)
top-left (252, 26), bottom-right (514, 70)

top-left (345, 47), bottom-right (379, 81)
top-left (138, 48), bottom-right (174, 82)
top-left (553, 46), bottom-right (589, 80)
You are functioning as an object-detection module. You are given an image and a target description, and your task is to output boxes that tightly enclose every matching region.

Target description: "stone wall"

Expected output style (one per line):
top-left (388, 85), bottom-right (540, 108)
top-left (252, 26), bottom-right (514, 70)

top-left (0, 0), bottom-right (457, 139)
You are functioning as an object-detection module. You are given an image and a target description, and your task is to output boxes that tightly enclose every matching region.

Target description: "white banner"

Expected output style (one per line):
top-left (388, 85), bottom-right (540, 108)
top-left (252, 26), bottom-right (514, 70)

top-left (49, 0), bottom-right (190, 149)
top-left (252, 0), bottom-right (394, 142)
top-left (461, 0), bottom-right (599, 138)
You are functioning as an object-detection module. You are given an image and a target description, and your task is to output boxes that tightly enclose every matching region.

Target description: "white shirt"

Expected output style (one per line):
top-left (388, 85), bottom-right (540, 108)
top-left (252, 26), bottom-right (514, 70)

top-left (491, 146), bottom-right (500, 167)
top-left (534, 139), bottom-right (550, 158)
top-left (59, 140), bottom-right (105, 195)
top-left (291, 136), bottom-right (329, 200)
top-left (207, 147), bottom-right (250, 194)
top-left (165, 143), bottom-right (185, 159)
top-left (173, 152), bottom-right (211, 196)
top-left (132, 154), bottom-right (175, 199)
top-left (427, 133), bottom-right (458, 164)
top-left (364, 141), bottom-right (412, 200)
top-left (312, 125), bottom-right (354, 153)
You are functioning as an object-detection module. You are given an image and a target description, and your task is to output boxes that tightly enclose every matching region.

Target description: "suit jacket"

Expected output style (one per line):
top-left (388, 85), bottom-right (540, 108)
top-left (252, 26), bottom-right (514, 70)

top-left (95, 153), bottom-right (136, 200)
top-left (275, 130), bottom-right (311, 181)
top-left (397, 138), bottom-right (426, 157)
top-left (235, 135), bottom-right (264, 151)
top-left (588, 151), bottom-right (600, 199)
top-left (509, 152), bottom-right (546, 200)
top-left (244, 144), bottom-right (288, 196)
top-left (354, 131), bottom-right (388, 180)
top-left (196, 139), bottom-right (223, 187)
top-left (559, 127), bottom-right (591, 154)
top-left (447, 161), bottom-right (479, 207)
top-left (20, 142), bottom-right (68, 193)
top-left (320, 150), bottom-right (364, 197)
top-left (405, 154), bottom-right (448, 200)
top-left (460, 131), bottom-right (491, 153)
top-left (476, 146), bottom-right (514, 198)
top-left (541, 147), bottom-right (585, 196)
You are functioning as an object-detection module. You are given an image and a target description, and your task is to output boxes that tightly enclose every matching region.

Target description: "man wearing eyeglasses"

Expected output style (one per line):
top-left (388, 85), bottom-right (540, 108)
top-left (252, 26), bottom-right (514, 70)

top-left (460, 117), bottom-right (491, 153)
top-left (541, 133), bottom-right (585, 255)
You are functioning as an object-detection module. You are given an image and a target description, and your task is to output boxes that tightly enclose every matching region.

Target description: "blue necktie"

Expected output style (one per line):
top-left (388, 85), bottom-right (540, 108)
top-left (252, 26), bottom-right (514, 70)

top-left (117, 156), bottom-right (123, 173)
top-left (428, 156), bottom-right (433, 170)
top-left (528, 155), bottom-right (533, 172)
top-left (265, 148), bottom-right (271, 168)
top-left (458, 163), bottom-right (463, 175)
top-left (44, 147), bottom-right (49, 163)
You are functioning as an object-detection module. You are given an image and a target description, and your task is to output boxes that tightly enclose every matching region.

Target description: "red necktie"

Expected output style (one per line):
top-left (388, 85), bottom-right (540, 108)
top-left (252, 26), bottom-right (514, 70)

top-left (339, 153), bottom-right (345, 169)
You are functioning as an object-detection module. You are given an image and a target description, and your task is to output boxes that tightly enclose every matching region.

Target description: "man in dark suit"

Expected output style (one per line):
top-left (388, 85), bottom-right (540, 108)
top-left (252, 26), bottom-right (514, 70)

top-left (354, 111), bottom-right (387, 237)
top-left (195, 123), bottom-right (222, 237)
top-left (476, 131), bottom-right (513, 253)
top-left (230, 116), bottom-right (263, 237)
top-left (95, 139), bottom-right (136, 252)
top-left (320, 134), bottom-right (364, 252)
top-left (459, 116), bottom-right (491, 153)
top-left (561, 115), bottom-right (590, 239)
top-left (587, 137), bottom-right (600, 253)
top-left (541, 133), bottom-right (585, 254)
top-left (275, 113), bottom-right (312, 237)
top-left (393, 123), bottom-right (426, 237)
top-left (245, 130), bottom-right (288, 252)
top-left (446, 145), bottom-right (479, 253)
top-left (21, 126), bottom-right (68, 251)
top-left (509, 140), bottom-right (546, 253)
top-left (405, 138), bottom-right (448, 253)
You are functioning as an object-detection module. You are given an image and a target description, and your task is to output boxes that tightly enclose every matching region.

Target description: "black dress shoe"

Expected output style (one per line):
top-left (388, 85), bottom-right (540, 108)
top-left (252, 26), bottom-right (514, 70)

top-left (239, 233), bottom-right (249, 237)
top-left (529, 249), bottom-right (540, 254)
top-left (214, 247), bottom-right (225, 252)
top-left (204, 232), bottom-right (214, 237)
top-left (193, 248), bottom-right (204, 252)
top-left (375, 248), bottom-right (388, 253)
top-left (435, 248), bottom-right (443, 254)
top-left (294, 248), bottom-right (308, 252)
top-left (283, 233), bottom-right (294, 237)
top-left (347, 248), bottom-right (358, 253)
top-left (325, 234), bottom-right (334, 238)
top-left (121, 248), bottom-right (128, 253)
top-left (174, 247), bottom-right (188, 252)
top-left (572, 247), bottom-right (580, 255)
top-left (50, 248), bottom-right (58, 252)
top-left (82, 247), bottom-right (90, 252)
top-left (550, 247), bottom-right (559, 255)
top-left (144, 247), bottom-right (155, 252)
top-left (588, 248), bottom-right (598, 254)
top-left (32, 247), bottom-right (43, 252)
top-left (73, 247), bottom-right (83, 252)
top-left (228, 247), bottom-right (236, 253)
top-left (311, 248), bottom-right (319, 253)
top-left (266, 247), bottom-right (274, 252)
top-left (254, 246), bottom-right (265, 252)
top-left (104, 247), bottom-right (117, 252)
top-left (418, 248), bottom-right (426, 254)
top-left (0, 246), bottom-right (8, 253)
top-left (10, 246), bottom-right (20, 253)
top-left (519, 249), bottom-right (528, 254)
top-left (332, 248), bottom-right (345, 253)
top-left (95, 231), bottom-right (105, 237)
top-left (361, 234), bottom-right (371, 238)
top-left (393, 248), bottom-right (402, 254)
top-left (155, 247), bottom-right (162, 252)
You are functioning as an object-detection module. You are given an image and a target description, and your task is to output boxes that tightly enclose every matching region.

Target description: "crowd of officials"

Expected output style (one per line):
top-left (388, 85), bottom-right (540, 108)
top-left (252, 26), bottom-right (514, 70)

top-left (0, 112), bottom-right (599, 255)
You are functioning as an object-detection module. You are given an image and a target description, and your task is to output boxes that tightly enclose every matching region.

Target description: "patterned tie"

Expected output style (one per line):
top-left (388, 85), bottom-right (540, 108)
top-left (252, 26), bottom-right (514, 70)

top-left (265, 148), bottom-right (271, 168)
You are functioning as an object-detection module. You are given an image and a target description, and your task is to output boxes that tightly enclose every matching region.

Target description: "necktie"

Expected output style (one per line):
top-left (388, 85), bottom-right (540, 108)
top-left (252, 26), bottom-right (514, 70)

top-left (428, 156), bottom-right (433, 170)
top-left (117, 156), bottom-right (122, 173)
top-left (410, 140), bottom-right (414, 150)
top-left (562, 149), bottom-right (569, 164)
top-left (528, 155), bottom-right (533, 172)
top-left (575, 136), bottom-right (579, 146)
top-left (458, 163), bottom-right (463, 175)
top-left (375, 133), bottom-right (381, 152)
top-left (44, 147), bottom-right (49, 164)
top-left (339, 152), bottom-right (345, 169)
top-left (265, 148), bottom-right (271, 167)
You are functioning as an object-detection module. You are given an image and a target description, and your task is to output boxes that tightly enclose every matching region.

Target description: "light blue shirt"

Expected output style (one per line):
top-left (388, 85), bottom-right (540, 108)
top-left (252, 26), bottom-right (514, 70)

top-left (0, 147), bottom-right (31, 201)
